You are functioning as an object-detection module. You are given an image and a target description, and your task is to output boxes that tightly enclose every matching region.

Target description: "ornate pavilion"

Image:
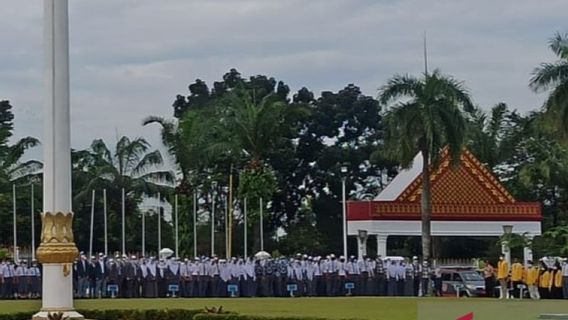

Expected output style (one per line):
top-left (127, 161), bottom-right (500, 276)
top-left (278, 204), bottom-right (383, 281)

top-left (347, 148), bottom-right (542, 264)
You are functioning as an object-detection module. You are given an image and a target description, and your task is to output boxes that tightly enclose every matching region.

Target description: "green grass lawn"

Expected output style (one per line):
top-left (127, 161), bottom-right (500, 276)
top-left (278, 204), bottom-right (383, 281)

top-left (0, 297), bottom-right (566, 320)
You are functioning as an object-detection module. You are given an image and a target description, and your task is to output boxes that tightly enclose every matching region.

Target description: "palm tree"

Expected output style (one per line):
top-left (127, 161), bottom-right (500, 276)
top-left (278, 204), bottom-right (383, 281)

top-left (0, 137), bottom-right (42, 189)
top-left (217, 89), bottom-right (289, 169)
top-left (530, 32), bottom-right (568, 130)
top-left (379, 69), bottom-right (473, 262)
top-left (75, 136), bottom-right (174, 202)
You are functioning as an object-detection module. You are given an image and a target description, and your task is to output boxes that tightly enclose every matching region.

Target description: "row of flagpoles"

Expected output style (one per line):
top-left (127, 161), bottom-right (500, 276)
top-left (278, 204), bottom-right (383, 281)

top-left (10, 185), bottom-right (265, 261)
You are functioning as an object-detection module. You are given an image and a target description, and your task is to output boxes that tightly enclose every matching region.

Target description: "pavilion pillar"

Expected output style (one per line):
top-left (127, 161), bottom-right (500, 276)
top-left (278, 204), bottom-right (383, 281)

top-left (357, 231), bottom-right (368, 260)
top-left (376, 234), bottom-right (388, 257)
top-left (523, 237), bottom-right (533, 265)
top-left (34, 1), bottom-right (81, 319)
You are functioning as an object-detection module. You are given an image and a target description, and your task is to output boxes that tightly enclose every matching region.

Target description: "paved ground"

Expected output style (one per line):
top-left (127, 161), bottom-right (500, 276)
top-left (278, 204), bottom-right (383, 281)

top-left (0, 297), bottom-right (566, 320)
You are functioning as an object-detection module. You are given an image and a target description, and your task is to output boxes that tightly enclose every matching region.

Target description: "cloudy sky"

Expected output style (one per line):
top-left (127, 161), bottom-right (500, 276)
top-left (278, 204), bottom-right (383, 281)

top-left (0, 0), bottom-right (566, 161)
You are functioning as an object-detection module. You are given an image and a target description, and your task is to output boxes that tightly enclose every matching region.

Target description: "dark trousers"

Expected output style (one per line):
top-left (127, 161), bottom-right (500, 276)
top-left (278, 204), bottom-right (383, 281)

top-left (387, 278), bottom-right (396, 296)
top-left (485, 277), bottom-right (494, 297)
top-left (434, 278), bottom-right (443, 296)
top-left (377, 276), bottom-right (386, 296)
top-left (210, 276), bottom-right (220, 297)
top-left (413, 277), bottom-right (421, 296)
top-left (359, 273), bottom-right (368, 295)
top-left (512, 281), bottom-right (522, 298)
top-left (3, 278), bottom-right (13, 298)
top-left (421, 278), bottom-right (430, 296)
top-left (198, 276), bottom-right (208, 297)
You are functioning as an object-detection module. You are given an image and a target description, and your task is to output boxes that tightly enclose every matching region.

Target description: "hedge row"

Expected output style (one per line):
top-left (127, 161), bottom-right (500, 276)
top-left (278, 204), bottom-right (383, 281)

top-left (0, 309), bottom-right (336, 320)
top-left (193, 315), bottom-right (328, 320)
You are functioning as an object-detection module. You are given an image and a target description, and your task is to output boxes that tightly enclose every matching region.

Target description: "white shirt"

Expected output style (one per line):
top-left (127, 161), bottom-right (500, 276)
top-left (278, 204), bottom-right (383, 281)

top-left (562, 263), bottom-right (568, 276)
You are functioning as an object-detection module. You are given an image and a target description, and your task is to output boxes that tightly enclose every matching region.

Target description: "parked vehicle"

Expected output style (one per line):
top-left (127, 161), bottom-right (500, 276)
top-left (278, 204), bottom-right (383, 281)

top-left (439, 267), bottom-right (486, 297)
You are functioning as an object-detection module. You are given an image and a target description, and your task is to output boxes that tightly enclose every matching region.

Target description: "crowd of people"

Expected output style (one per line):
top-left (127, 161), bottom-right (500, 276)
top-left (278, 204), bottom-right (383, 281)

top-left (1, 252), bottom-right (567, 300)
top-left (2, 253), bottom-right (435, 299)
top-left (483, 255), bottom-right (568, 300)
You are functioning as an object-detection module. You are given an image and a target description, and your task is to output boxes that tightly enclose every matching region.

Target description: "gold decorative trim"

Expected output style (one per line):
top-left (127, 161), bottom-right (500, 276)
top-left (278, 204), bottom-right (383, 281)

top-left (36, 212), bottom-right (78, 264)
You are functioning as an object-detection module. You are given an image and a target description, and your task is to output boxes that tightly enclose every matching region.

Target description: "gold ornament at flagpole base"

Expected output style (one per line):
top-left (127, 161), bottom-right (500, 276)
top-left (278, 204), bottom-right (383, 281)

top-left (36, 212), bottom-right (79, 265)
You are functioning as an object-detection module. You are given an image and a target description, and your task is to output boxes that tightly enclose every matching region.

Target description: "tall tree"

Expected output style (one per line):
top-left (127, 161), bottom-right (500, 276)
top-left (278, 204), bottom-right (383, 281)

top-left (379, 70), bottom-right (473, 261)
top-left (530, 32), bottom-right (568, 130)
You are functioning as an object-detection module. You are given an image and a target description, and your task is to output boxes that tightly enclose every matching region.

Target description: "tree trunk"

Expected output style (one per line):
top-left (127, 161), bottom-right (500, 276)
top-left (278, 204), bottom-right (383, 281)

top-left (421, 149), bottom-right (432, 263)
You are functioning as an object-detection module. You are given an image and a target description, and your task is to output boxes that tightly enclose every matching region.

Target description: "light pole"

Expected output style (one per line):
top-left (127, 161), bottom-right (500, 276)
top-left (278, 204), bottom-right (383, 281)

top-left (157, 192), bottom-right (161, 253)
top-left (30, 183), bottom-right (35, 261)
top-left (211, 181), bottom-right (217, 257)
top-left (259, 197), bottom-right (264, 252)
top-left (341, 166), bottom-right (348, 259)
top-left (502, 225), bottom-right (513, 267)
top-left (193, 190), bottom-right (197, 257)
top-left (223, 186), bottom-right (229, 258)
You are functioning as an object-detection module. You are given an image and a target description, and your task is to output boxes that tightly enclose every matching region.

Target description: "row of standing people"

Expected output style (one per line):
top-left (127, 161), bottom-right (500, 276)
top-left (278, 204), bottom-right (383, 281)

top-left (0, 259), bottom-right (41, 299)
top-left (484, 255), bottom-right (568, 300)
top-left (71, 253), bottom-right (436, 299)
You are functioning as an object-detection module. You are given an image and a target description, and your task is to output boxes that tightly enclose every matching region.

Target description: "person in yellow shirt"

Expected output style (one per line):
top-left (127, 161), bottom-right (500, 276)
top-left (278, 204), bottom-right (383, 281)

top-left (552, 263), bottom-right (563, 299)
top-left (539, 263), bottom-right (552, 299)
top-left (511, 258), bottom-right (524, 298)
top-left (497, 255), bottom-right (509, 299)
top-left (524, 260), bottom-right (540, 300)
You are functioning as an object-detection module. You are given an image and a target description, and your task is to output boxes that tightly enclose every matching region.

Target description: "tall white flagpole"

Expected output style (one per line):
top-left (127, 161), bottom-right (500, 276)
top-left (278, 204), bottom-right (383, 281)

top-left (259, 197), bottom-right (264, 252)
top-left (193, 191), bottom-right (197, 257)
top-left (121, 187), bottom-right (126, 255)
top-left (157, 192), bottom-right (161, 253)
top-left (13, 184), bottom-right (17, 261)
top-left (244, 198), bottom-right (248, 259)
top-left (31, 184), bottom-right (35, 260)
top-left (89, 190), bottom-right (95, 259)
top-left (225, 192), bottom-right (228, 258)
top-left (36, 1), bottom-right (81, 317)
top-left (141, 209), bottom-right (145, 257)
top-left (174, 194), bottom-right (179, 258)
top-left (211, 191), bottom-right (215, 257)
top-left (103, 189), bottom-right (107, 256)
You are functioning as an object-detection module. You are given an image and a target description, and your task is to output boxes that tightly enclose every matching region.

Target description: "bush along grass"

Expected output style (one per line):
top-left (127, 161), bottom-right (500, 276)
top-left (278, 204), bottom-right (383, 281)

top-left (193, 315), bottom-right (337, 320)
top-left (0, 309), bottom-right (354, 320)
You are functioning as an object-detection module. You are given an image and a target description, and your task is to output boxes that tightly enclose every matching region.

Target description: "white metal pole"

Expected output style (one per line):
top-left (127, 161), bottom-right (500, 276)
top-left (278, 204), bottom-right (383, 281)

top-left (141, 209), bottom-right (145, 257)
top-left (244, 198), bottom-right (248, 259)
top-left (260, 197), bottom-right (264, 252)
top-left (103, 189), bottom-right (107, 256)
top-left (31, 184), bottom-right (35, 260)
top-left (89, 190), bottom-right (95, 259)
top-left (39, 1), bottom-right (79, 315)
top-left (211, 191), bottom-right (215, 257)
top-left (13, 184), bottom-right (17, 261)
top-left (175, 194), bottom-right (179, 258)
top-left (121, 187), bottom-right (126, 255)
top-left (342, 177), bottom-right (347, 259)
top-left (193, 191), bottom-right (197, 257)
top-left (225, 193), bottom-right (228, 258)
top-left (157, 192), bottom-right (161, 253)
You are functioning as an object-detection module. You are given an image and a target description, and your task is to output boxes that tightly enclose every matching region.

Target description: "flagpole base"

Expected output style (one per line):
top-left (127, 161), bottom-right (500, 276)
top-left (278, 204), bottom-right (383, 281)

top-left (32, 311), bottom-right (84, 320)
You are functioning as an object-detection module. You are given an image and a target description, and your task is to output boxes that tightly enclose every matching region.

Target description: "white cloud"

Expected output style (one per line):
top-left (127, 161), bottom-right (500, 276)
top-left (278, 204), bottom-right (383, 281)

top-left (0, 0), bottom-right (566, 159)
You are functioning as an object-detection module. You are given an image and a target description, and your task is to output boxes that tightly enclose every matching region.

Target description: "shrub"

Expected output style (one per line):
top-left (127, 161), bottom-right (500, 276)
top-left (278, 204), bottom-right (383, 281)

top-left (0, 312), bottom-right (34, 320)
top-left (193, 315), bottom-right (330, 320)
top-left (78, 309), bottom-right (202, 320)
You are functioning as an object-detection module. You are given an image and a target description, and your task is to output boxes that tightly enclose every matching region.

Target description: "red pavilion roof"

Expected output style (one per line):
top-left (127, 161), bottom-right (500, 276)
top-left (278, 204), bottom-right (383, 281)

top-left (348, 148), bottom-right (542, 222)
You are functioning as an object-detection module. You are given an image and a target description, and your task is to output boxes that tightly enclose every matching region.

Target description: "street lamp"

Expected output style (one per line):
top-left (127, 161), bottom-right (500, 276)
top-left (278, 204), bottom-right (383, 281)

top-left (341, 166), bottom-right (348, 258)
top-left (357, 229), bottom-right (368, 260)
top-left (502, 225), bottom-right (513, 266)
